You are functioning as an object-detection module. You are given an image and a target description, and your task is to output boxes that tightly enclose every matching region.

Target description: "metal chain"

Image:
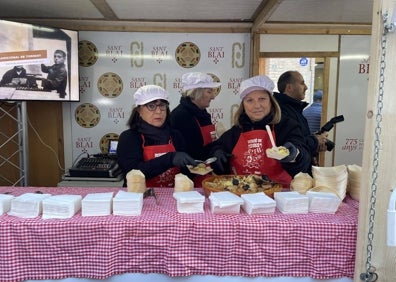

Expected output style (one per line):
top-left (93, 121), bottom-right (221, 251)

top-left (359, 11), bottom-right (390, 282)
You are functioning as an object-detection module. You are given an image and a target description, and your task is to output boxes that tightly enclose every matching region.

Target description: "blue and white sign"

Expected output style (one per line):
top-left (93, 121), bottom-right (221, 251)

top-left (299, 57), bottom-right (308, 66)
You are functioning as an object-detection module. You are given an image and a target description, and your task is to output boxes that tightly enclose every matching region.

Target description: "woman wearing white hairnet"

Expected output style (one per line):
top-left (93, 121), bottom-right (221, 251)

top-left (117, 85), bottom-right (197, 187)
top-left (170, 72), bottom-right (221, 159)
top-left (170, 72), bottom-right (221, 186)
top-left (210, 75), bottom-right (311, 186)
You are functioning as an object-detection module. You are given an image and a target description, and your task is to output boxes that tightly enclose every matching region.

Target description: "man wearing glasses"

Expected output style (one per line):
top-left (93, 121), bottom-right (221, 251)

top-left (41, 49), bottom-right (68, 98)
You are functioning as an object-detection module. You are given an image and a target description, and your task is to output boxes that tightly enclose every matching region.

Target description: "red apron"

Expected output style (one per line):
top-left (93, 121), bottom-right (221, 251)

top-left (230, 128), bottom-right (292, 186)
top-left (142, 137), bottom-right (179, 188)
top-left (197, 119), bottom-right (217, 146)
top-left (194, 121), bottom-right (216, 187)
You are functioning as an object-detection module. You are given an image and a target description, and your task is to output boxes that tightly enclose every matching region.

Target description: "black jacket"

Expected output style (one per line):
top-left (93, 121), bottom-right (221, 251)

top-left (0, 66), bottom-right (27, 86)
top-left (41, 63), bottom-right (67, 95)
top-left (274, 92), bottom-right (318, 157)
top-left (210, 113), bottom-right (311, 177)
top-left (170, 97), bottom-right (214, 160)
top-left (117, 121), bottom-right (189, 186)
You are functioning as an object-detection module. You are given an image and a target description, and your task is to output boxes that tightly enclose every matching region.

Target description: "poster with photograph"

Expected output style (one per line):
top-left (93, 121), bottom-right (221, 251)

top-left (0, 20), bottom-right (79, 101)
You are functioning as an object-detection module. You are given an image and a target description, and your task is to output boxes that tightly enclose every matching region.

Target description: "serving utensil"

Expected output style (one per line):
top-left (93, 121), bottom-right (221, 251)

top-left (265, 125), bottom-right (277, 149)
top-left (189, 157), bottom-right (217, 175)
top-left (231, 166), bottom-right (238, 176)
top-left (265, 125), bottom-right (289, 160)
top-left (194, 157), bottom-right (217, 165)
top-left (143, 188), bottom-right (158, 204)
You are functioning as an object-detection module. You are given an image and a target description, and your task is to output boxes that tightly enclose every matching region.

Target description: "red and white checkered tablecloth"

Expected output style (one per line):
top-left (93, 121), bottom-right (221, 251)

top-left (0, 186), bottom-right (358, 282)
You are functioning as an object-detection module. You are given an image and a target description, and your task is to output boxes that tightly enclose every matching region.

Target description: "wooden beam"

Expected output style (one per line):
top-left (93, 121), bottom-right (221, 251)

top-left (260, 51), bottom-right (339, 57)
top-left (90, 0), bottom-right (119, 20)
top-left (251, 0), bottom-right (283, 33)
top-left (256, 23), bottom-right (372, 35)
top-left (354, 0), bottom-right (396, 280)
top-left (7, 17), bottom-right (370, 35)
top-left (251, 33), bottom-right (261, 76)
top-left (6, 18), bottom-right (252, 33)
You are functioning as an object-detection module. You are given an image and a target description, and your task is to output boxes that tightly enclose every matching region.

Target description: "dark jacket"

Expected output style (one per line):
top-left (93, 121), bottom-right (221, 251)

top-left (41, 63), bottom-right (67, 95)
top-left (117, 120), bottom-right (189, 186)
top-left (170, 96), bottom-right (214, 160)
top-left (0, 66), bottom-right (27, 86)
top-left (274, 92), bottom-right (318, 158)
top-left (210, 112), bottom-right (311, 177)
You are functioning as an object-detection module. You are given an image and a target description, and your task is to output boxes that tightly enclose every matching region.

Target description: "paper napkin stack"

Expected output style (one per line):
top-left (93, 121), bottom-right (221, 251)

top-left (209, 191), bottom-right (244, 214)
top-left (241, 192), bottom-right (276, 215)
top-left (42, 195), bottom-right (82, 219)
top-left (312, 165), bottom-right (348, 200)
top-left (82, 192), bottom-right (113, 216)
top-left (0, 194), bottom-right (15, 215)
top-left (347, 164), bottom-right (361, 201)
top-left (274, 191), bottom-right (309, 214)
top-left (173, 191), bottom-right (205, 213)
top-left (306, 191), bottom-right (341, 214)
top-left (113, 190), bottom-right (143, 216)
top-left (8, 193), bottom-right (52, 218)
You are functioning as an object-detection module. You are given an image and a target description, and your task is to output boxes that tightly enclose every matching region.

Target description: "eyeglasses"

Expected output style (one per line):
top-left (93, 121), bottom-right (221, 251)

top-left (144, 102), bottom-right (168, 111)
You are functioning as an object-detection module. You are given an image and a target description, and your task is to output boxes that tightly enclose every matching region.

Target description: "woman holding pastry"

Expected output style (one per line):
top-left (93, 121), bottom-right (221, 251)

top-left (170, 72), bottom-right (221, 160)
top-left (210, 75), bottom-right (311, 186)
top-left (170, 72), bottom-right (221, 185)
top-left (117, 85), bottom-right (197, 188)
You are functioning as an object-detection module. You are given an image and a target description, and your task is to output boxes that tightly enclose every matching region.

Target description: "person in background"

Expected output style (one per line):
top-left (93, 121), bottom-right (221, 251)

top-left (274, 71), bottom-right (328, 168)
top-left (117, 84), bottom-right (197, 187)
top-left (0, 65), bottom-right (28, 86)
top-left (211, 75), bottom-right (311, 186)
top-left (303, 89), bottom-right (323, 134)
top-left (170, 72), bottom-right (221, 161)
top-left (41, 49), bottom-right (67, 98)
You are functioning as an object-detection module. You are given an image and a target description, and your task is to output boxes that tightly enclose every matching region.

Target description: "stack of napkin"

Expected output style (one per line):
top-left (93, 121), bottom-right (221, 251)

top-left (306, 191), bottom-right (341, 213)
top-left (42, 195), bottom-right (82, 219)
top-left (209, 191), bottom-right (244, 214)
top-left (0, 194), bottom-right (15, 215)
top-left (82, 192), bottom-right (113, 216)
top-left (241, 192), bottom-right (276, 215)
top-left (113, 190), bottom-right (143, 216)
top-left (274, 191), bottom-right (309, 214)
top-left (347, 164), bottom-right (361, 201)
top-left (312, 165), bottom-right (348, 200)
top-left (173, 191), bottom-right (205, 213)
top-left (8, 193), bottom-right (52, 218)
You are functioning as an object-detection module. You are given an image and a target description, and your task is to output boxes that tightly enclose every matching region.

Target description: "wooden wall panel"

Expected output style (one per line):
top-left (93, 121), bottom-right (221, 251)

top-left (27, 101), bottom-right (64, 187)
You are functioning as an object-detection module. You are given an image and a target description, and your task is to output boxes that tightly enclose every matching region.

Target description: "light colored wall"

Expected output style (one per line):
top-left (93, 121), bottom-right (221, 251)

top-left (260, 35), bottom-right (339, 52)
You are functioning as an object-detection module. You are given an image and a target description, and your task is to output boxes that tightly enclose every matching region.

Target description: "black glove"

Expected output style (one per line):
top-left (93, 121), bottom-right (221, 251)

top-left (212, 149), bottom-right (231, 173)
top-left (172, 152), bottom-right (197, 167)
top-left (280, 142), bottom-right (299, 163)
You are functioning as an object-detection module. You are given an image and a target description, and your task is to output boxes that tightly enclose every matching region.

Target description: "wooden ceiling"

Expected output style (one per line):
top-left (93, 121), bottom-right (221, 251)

top-left (0, 0), bottom-right (373, 33)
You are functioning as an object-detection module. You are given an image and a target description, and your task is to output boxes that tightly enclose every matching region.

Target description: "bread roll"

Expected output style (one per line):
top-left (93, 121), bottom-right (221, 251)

top-left (290, 172), bottom-right (313, 194)
top-left (126, 169), bottom-right (146, 193)
top-left (174, 173), bottom-right (194, 192)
